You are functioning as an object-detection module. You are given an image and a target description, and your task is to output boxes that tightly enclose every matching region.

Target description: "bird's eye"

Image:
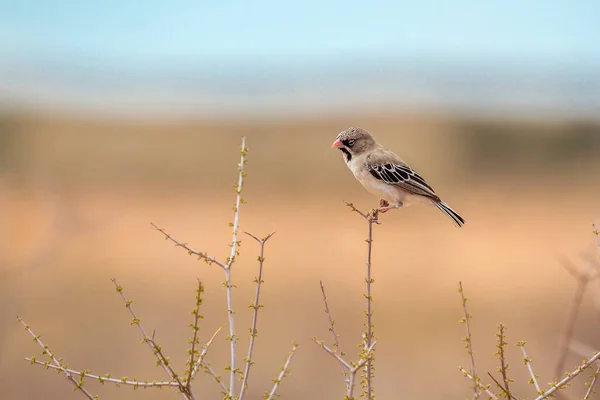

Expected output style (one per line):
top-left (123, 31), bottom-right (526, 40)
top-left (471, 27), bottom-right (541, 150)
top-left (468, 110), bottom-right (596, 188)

top-left (347, 139), bottom-right (356, 147)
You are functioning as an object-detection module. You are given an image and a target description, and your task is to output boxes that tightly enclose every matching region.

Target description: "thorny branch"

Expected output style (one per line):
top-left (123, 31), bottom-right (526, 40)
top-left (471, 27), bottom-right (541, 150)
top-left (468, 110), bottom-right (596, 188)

top-left (25, 360), bottom-right (178, 388)
top-left (583, 363), bottom-right (600, 400)
top-left (460, 367), bottom-right (498, 400)
top-left (239, 231), bottom-right (275, 400)
top-left (265, 343), bottom-right (299, 400)
top-left (517, 342), bottom-right (542, 394)
top-left (311, 202), bottom-right (380, 399)
top-left (111, 278), bottom-right (191, 399)
top-left (225, 136), bottom-right (248, 397)
top-left (487, 372), bottom-right (517, 400)
top-left (18, 137), bottom-right (299, 400)
top-left (459, 281), bottom-right (479, 399)
top-left (535, 350), bottom-right (600, 400)
top-left (151, 223), bottom-right (227, 270)
top-left (189, 327), bottom-right (222, 379)
top-left (18, 317), bottom-right (96, 400)
top-left (186, 280), bottom-right (203, 389)
top-left (314, 333), bottom-right (378, 398)
top-left (495, 324), bottom-right (511, 398)
top-left (344, 201), bottom-right (377, 400)
top-left (200, 361), bottom-right (228, 394)
top-left (319, 280), bottom-right (349, 387)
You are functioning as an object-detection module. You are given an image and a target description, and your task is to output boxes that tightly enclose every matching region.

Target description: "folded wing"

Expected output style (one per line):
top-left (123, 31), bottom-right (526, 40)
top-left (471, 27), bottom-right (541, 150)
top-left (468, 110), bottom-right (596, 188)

top-left (366, 162), bottom-right (440, 201)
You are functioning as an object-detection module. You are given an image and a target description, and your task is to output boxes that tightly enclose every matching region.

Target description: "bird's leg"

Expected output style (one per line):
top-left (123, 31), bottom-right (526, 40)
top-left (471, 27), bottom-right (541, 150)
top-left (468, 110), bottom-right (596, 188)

top-left (378, 201), bottom-right (402, 214)
top-left (379, 199), bottom-right (389, 208)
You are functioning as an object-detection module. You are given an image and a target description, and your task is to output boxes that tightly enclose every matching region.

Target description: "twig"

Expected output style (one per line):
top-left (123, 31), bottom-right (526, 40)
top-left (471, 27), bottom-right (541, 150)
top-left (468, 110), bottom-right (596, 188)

top-left (25, 360), bottom-right (178, 388)
top-left (342, 201), bottom-right (380, 399)
top-left (344, 201), bottom-right (370, 220)
top-left (364, 209), bottom-right (375, 400)
top-left (223, 137), bottom-right (248, 398)
top-left (517, 341), bottom-right (542, 394)
top-left (186, 280), bottom-right (204, 390)
top-left (459, 367), bottom-right (498, 400)
top-left (555, 258), bottom-right (593, 380)
top-left (487, 372), bottom-right (518, 400)
top-left (495, 324), bottom-right (511, 398)
top-left (312, 338), bottom-right (352, 370)
top-left (459, 282), bottom-right (479, 399)
top-left (239, 231), bottom-right (275, 400)
top-left (583, 363), bottom-right (600, 400)
top-left (111, 278), bottom-right (189, 399)
top-left (190, 327), bottom-right (222, 379)
top-left (314, 336), bottom-right (377, 399)
top-left (150, 223), bottom-right (227, 270)
top-left (227, 136), bottom-right (248, 268)
top-left (200, 361), bottom-right (228, 394)
top-left (265, 343), bottom-right (299, 400)
top-left (347, 341), bottom-right (377, 400)
top-left (18, 317), bottom-right (96, 400)
top-left (535, 351), bottom-right (600, 400)
top-left (319, 280), bottom-right (349, 385)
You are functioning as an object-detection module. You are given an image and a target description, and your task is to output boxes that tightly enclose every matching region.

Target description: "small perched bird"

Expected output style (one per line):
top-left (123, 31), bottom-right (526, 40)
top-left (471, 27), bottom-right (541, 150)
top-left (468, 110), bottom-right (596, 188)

top-left (331, 127), bottom-right (465, 227)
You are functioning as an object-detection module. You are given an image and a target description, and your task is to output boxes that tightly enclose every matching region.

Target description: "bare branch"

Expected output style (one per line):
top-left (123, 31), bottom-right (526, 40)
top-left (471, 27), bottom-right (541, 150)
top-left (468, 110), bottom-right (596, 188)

top-left (312, 338), bottom-right (352, 370)
top-left (26, 359), bottom-right (178, 388)
top-left (583, 363), bottom-right (600, 400)
top-left (239, 231), bottom-right (275, 400)
top-left (517, 341), bottom-right (542, 394)
top-left (226, 136), bottom-right (248, 267)
top-left (186, 280), bottom-right (204, 390)
top-left (265, 343), bottom-right (299, 400)
top-left (459, 367), bottom-right (498, 400)
top-left (319, 280), bottom-right (348, 385)
top-left (150, 223), bottom-right (227, 269)
top-left (222, 136), bottom-right (248, 398)
top-left (459, 282), bottom-right (480, 399)
top-left (355, 340), bottom-right (378, 371)
top-left (319, 281), bottom-right (342, 355)
top-left (110, 278), bottom-right (189, 398)
top-left (199, 361), bottom-right (228, 395)
top-left (344, 201), bottom-right (382, 224)
top-left (344, 201), bottom-right (370, 219)
top-left (535, 351), bottom-right (600, 400)
top-left (190, 327), bottom-right (222, 379)
top-left (363, 206), bottom-right (375, 400)
top-left (487, 372), bottom-right (518, 400)
top-left (18, 317), bottom-right (96, 400)
top-left (495, 324), bottom-right (512, 398)
top-left (347, 341), bottom-right (377, 400)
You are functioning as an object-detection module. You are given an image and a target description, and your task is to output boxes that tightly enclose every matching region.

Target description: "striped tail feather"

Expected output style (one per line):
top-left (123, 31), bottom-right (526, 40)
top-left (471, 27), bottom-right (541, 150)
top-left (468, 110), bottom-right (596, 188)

top-left (433, 201), bottom-right (466, 228)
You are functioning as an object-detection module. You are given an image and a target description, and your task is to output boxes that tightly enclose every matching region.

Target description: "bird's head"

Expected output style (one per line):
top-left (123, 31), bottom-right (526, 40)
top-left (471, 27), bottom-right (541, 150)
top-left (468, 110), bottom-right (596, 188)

top-left (331, 127), bottom-right (377, 160)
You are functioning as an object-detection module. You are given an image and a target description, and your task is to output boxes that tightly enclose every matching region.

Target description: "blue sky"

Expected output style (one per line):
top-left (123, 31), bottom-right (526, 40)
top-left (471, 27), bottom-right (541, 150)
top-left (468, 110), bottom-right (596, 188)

top-left (2, 0), bottom-right (599, 68)
top-left (1, 1), bottom-right (599, 118)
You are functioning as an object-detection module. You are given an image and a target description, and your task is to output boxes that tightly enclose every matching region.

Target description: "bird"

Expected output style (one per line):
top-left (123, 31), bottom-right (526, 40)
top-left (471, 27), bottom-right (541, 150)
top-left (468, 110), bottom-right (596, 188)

top-left (331, 127), bottom-right (465, 227)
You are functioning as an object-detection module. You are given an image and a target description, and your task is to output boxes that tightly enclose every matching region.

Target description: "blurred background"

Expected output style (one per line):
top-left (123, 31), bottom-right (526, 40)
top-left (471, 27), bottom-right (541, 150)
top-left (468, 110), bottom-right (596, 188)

top-left (2, 1), bottom-right (600, 399)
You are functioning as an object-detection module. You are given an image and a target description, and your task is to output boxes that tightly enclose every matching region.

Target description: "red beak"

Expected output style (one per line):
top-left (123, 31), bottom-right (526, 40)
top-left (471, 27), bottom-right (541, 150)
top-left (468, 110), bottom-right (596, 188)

top-left (331, 138), bottom-right (343, 149)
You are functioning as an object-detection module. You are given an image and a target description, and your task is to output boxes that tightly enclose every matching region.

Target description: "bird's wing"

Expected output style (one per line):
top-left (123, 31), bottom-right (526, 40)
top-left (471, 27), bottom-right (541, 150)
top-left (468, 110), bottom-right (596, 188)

top-left (365, 151), bottom-right (440, 201)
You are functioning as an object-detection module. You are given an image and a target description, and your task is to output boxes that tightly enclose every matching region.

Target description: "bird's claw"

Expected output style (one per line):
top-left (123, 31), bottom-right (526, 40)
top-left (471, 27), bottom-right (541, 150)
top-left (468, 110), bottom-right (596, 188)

top-left (367, 209), bottom-right (381, 224)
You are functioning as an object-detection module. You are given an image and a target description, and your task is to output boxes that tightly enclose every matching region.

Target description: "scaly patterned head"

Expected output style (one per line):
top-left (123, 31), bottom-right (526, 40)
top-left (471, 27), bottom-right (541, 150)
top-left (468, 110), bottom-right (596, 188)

top-left (331, 127), bottom-right (377, 161)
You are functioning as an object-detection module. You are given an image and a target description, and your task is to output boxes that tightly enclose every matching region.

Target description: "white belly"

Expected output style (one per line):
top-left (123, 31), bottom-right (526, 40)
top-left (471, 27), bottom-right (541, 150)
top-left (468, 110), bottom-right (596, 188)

top-left (347, 157), bottom-right (415, 207)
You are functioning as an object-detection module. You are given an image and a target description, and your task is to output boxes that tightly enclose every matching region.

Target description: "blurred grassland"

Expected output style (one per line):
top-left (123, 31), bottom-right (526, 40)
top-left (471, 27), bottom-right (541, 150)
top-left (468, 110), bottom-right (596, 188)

top-left (1, 111), bottom-right (600, 399)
